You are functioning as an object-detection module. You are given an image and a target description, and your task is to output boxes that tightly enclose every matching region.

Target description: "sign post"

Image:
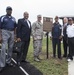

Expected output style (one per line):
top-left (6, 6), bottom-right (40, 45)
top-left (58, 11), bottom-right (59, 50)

top-left (46, 32), bottom-right (49, 58)
top-left (43, 17), bottom-right (53, 59)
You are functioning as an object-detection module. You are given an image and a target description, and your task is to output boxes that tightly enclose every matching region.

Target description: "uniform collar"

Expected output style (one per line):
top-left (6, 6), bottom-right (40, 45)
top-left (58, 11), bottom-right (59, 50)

top-left (54, 22), bottom-right (59, 24)
top-left (6, 14), bottom-right (12, 18)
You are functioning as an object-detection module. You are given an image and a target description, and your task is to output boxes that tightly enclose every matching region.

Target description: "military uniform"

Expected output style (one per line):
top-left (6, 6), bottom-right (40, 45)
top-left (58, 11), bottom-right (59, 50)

top-left (32, 21), bottom-right (43, 59)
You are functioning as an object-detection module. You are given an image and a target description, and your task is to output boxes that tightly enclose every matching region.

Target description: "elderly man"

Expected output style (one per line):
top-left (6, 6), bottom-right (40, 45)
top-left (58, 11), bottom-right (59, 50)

top-left (32, 15), bottom-right (43, 62)
top-left (17, 12), bottom-right (31, 65)
top-left (0, 6), bottom-right (17, 72)
top-left (63, 17), bottom-right (68, 58)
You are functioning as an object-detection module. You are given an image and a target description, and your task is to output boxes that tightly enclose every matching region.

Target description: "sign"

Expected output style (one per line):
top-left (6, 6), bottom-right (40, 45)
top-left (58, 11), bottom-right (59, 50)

top-left (43, 17), bottom-right (53, 32)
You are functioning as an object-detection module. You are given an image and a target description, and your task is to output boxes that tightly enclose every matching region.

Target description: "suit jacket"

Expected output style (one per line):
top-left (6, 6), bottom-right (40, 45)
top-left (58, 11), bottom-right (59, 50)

top-left (63, 24), bottom-right (68, 40)
top-left (17, 18), bottom-right (31, 41)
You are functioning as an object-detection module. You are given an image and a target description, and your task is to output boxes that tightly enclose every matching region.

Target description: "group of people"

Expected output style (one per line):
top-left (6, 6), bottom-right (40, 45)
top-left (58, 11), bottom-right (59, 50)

top-left (0, 6), bottom-right (74, 73)
top-left (51, 16), bottom-right (74, 62)
top-left (0, 6), bottom-right (43, 72)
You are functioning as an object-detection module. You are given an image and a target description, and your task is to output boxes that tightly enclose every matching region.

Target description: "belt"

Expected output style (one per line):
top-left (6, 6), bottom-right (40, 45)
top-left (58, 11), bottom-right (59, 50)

top-left (2, 28), bottom-right (14, 31)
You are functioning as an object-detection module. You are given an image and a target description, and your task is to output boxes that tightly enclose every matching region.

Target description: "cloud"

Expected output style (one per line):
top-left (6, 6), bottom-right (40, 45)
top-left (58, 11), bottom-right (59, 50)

top-left (0, 0), bottom-right (74, 22)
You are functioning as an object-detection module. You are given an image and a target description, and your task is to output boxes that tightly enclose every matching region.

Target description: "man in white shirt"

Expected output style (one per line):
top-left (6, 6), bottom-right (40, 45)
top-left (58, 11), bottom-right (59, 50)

top-left (66, 18), bottom-right (74, 61)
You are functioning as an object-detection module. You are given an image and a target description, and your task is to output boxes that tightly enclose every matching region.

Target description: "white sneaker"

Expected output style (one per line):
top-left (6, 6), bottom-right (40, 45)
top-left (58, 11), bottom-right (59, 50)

top-left (67, 59), bottom-right (72, 62)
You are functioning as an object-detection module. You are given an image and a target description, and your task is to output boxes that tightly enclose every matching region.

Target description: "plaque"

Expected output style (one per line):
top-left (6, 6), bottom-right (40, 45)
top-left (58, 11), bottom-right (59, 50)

top-left (43, 17), bottom-right (53, 32)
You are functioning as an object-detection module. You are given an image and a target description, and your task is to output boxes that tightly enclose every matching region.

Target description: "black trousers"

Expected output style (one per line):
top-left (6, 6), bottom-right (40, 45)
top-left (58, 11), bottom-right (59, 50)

top-left (52, 38), bottom-right (61, 58)
top-left (68, 38), bottom-right (74, 59)
top-left (17, 41), bottom-right (30, 62)
top-left (63, 37), bottom-right (68, 57)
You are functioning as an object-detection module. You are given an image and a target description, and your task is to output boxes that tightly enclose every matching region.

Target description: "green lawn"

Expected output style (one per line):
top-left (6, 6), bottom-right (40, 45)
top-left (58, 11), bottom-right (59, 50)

top-left (27, 37), bottom-right (68, 75)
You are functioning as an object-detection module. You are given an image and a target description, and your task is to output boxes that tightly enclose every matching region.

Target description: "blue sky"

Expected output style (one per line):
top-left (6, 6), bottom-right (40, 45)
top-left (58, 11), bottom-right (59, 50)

top-left (0, 0), bottom-right (74, 23)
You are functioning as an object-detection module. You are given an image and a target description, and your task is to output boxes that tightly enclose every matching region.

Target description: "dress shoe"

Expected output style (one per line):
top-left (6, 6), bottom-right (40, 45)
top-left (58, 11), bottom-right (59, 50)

top-left (63, 55), bottom-right (67, 58)
top-left (58, 57), bottom-right (62, 60)
top-left (0, 67), bottom-right (3, 72)
top-left (6, 63), bottom-right (15, 67)
top-left (21, 60), bottom-right (29, 63)
top-left (17, 62), bottom-right (21, 66)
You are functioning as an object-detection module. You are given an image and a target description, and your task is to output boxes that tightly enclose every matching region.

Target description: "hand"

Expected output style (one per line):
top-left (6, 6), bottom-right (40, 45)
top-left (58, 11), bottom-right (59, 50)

top-left (50, 36), bottom-right (52, 40)
top-left (0, 36), bottom-right (2, 43)
top-left (17, 38), bottom-right (21, 42)
top-left (59, 36), bottom-right (62, 40)
top-left (14, 35), bottom-right (17, 41)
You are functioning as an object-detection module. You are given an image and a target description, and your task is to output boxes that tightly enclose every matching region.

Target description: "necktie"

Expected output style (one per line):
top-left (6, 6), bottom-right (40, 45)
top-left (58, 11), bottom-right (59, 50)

top-left (27, 20), bottom-right (30, 28)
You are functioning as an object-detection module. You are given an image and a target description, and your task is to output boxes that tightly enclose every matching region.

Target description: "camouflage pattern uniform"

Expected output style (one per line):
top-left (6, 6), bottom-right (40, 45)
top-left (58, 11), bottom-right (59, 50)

top-left (32, 21), bottom-right (43, 58)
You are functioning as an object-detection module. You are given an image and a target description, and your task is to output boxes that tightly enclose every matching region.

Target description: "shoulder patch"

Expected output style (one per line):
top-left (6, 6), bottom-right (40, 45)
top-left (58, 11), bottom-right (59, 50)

top-left (1, 15), bottom-right (5, 22)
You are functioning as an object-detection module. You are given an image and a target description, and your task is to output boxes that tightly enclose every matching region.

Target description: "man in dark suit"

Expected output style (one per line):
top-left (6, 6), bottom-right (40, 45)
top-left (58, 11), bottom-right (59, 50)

top-left (63, 17), bottom-right (68, 58)
top-left (17, 12), bottom-right (31, 65)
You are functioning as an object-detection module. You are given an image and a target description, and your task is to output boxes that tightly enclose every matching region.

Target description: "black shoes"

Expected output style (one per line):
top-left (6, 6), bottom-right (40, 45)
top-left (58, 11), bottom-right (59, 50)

top-left (6, 63), bottom-right (15, 67)
top-left (63, 55), bottom-right (67, 58)
top-left (17, 60), bottom-right (29, 66)
top-left (21, 60), bottom-right (29, 63)
top-left (17, 62), bottom-right (21, 66)
top-left (0, 67), bottom-right (3, 73)
top-left (58, 57), bottom-right (62, 60)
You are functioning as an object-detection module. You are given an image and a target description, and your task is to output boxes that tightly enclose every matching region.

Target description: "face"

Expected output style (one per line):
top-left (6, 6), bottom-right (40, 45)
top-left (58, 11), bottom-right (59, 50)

top-left (37, 16), bottom-right (42, 22)
top-left (69, 20), bottom-right (73, 25)
top-left (55, 18), bottom-right (58, 22)
top-left (6, 10), bottom-right (12, 16)
top-left (24, 12), bottom-right (29, 19)
top-left (63, 18), bottom-right (68, 24)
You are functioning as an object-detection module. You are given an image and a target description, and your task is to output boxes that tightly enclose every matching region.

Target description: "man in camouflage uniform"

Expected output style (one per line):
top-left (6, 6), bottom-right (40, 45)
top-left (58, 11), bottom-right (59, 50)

top-left (32, 15), bottom-right (43, 62)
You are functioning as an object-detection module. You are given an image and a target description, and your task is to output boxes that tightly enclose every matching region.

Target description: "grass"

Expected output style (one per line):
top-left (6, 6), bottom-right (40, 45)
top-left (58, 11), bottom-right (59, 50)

top-left (27, 37), bottom-right (68, 75)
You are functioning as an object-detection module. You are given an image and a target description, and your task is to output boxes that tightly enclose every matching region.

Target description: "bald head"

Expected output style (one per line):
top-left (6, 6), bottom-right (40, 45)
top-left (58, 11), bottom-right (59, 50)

top-left (23, 11), bottom-right (29, 19)
top-left (55, 16), bottom-right (59, 22)
top-left (63, 17), bottom-right (68, 24)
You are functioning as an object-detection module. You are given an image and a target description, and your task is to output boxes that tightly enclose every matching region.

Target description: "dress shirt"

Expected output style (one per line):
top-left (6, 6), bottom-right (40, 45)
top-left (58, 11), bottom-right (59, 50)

top-left (64, 23), bottom-right (67, 27)
top-left (27, 20), bottom-right (30, 28)
top-left (62, 23), bottom-right (68, 36)
top-left (67, 24), bottom-right (74, 38)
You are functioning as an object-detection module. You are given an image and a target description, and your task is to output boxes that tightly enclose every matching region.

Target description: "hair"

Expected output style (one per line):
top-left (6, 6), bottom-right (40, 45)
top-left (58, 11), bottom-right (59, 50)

top-left (63, 17), bottom-right (68, 20)
top-left (55, 16), bottom-right (59, 19)
top-left (24, 11), bottom-right (29, 15)
top-left (37, 15), bottom-right (42, 18)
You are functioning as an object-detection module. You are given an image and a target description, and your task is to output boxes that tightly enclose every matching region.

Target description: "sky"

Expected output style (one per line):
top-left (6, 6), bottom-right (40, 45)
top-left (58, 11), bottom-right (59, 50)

top-left (0, 0), bottom-right (74, 23)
